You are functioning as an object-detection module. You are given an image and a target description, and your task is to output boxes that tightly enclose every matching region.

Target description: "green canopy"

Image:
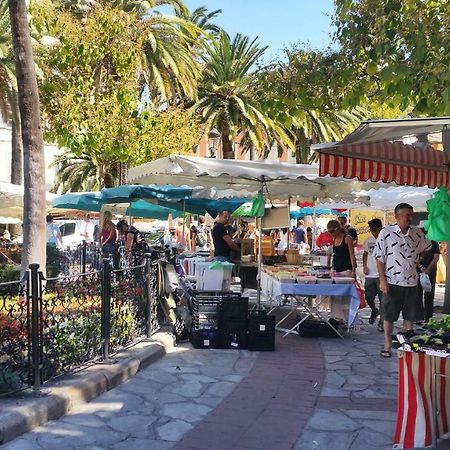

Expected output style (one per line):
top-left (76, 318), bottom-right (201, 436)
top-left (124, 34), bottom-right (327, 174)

top-left (232, 192), bottom-right (265, 218)
top-left (425, 187), bottom-right (450, 241)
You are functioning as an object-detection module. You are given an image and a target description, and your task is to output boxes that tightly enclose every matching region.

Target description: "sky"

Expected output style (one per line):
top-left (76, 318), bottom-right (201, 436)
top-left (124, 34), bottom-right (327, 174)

top-left (182, 0), bottom-right (336, 62)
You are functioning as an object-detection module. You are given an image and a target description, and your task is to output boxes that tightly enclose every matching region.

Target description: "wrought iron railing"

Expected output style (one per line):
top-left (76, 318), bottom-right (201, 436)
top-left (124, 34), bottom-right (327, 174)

top-left (0, 276), bottom-right (29, 395)
top-left (0, 253), bottom-right (160, 396)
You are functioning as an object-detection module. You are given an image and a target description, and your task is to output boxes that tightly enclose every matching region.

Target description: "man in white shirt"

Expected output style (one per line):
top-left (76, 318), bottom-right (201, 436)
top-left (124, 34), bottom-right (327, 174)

top-left (80, 213), bottom-right (95, 244)
top-left (46, 214), bottom-right (63, 248)
top-left (373, 203), bottom-right (431, 357)
top-left (363, 218), bottom-right (383, 331)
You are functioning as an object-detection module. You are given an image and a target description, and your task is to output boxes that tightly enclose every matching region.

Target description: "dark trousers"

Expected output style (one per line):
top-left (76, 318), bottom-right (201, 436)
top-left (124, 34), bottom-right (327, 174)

top-left (417, 269), bottom-right (437, 322)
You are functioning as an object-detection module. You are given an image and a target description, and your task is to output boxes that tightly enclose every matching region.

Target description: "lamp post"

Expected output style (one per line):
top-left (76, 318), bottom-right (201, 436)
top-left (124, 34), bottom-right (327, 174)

top-left (208, 128), bottom-right (221, 158)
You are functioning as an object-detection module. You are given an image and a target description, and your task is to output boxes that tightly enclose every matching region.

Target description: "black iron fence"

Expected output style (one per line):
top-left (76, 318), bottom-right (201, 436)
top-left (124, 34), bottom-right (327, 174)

top-left (0, 254), bottom-right (160, 396)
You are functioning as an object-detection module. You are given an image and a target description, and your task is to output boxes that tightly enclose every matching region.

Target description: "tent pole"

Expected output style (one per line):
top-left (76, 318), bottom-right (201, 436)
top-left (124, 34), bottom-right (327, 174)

top-left (312, 205), bottom-right (317, 251)
top-left (443, 129), bottom-right (450, 313)
top-left (257, 216), bottom-right (262, 308)
top-left (287, 196), bottom-right (291, 250)
top-left (182, 200), bottom-right (186, 250)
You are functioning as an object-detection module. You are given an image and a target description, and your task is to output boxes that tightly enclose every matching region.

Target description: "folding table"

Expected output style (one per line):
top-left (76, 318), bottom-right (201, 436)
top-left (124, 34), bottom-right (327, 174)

top-left (260, 271), bottom-right (360, 338)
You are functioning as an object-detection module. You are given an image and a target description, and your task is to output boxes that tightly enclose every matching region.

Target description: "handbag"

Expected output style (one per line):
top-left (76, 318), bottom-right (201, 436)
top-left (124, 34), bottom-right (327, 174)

top-left (354, 280), bottom-right (367, 309)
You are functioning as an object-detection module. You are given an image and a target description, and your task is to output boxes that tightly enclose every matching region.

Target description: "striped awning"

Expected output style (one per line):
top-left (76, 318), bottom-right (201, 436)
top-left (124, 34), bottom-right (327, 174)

top-left (318, 141), bottom-right (450, 189)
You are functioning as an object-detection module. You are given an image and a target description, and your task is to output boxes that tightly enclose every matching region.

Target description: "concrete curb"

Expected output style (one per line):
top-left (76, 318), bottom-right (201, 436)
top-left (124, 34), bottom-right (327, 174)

top-left (0, 332), bottom-right (175, 445)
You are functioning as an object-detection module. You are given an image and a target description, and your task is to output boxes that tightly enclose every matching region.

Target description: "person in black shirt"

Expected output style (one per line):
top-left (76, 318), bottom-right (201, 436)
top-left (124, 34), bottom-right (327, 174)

top-left (116, 220), bottom-right (143, 251)
top-left (212, 210), bottom-right (241, 261)
top-left (338, 215), bottom-right (358, 246)
top-left (418, 231), bottom-right (440, 323)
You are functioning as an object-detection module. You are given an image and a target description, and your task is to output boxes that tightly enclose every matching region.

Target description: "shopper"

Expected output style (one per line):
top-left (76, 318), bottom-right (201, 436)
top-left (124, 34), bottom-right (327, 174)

top-left (116, 220), bottom-right (145, 252)
top-left (373, 203), bottom-right (431, 358)
top-left (100, 211), bottom-right (116, 256)
top-left (326, 219), bottom-right (356, 277)
top-left (338, 215), bottom-right (358, 245)
top-left (212, 210), bottom-right (241, 261)
top-left (417, 226), bottom-right (440, 324)
top-left (363, 218), bottom-right (383, 331)
top-left (292, 219), bottom-right (307, 244)
top-left (46, 214), bottom-right (63, 248)
top-left (196, 216), bottom-right (211, 251)
top-left (80, 213), bottom-right (95, 244)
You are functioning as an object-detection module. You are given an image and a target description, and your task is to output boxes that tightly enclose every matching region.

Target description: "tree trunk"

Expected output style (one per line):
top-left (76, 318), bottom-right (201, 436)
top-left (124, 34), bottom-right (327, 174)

top-left (9, 0), bottom-right (46, 275)
top-left (11, 112), bottom-right (23, 185)
top-left (9, 114), bottom-right (23, 239)
top-left (218, 119), bottom-right (234, 159)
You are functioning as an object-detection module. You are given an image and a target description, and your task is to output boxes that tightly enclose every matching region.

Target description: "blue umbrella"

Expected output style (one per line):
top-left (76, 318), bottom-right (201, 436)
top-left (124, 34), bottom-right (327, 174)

top-left (158, 197), bottom-right (248, 217)
top-left (100, 185), bottom-right (195, 203)
top-left (125, 200), bottom-right (181, 220)
top-left (51, 192), bottom-right (104, 212)
top-left (290, 207), bottom-right (335, 219)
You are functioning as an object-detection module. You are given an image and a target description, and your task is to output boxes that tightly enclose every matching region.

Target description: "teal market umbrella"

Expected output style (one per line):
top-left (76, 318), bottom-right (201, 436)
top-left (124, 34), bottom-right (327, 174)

top-left (126, 200), bottom-right (181, 220)
top-left (52, 192), bottom-right (103, 212)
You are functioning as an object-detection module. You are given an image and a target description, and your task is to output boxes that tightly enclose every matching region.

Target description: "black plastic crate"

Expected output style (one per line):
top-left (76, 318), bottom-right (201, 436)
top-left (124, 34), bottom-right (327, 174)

top-left (248, 314), bottom-right (275, 337)
top-left (248, 334), bottom-right (275, 351)
top-left (218, 297), bottom-right (249, 321)
top-left (220, 319), bottom-right (248, 349)
top-left (296, 316), bottom-right (341, 338)
top-left (190, 329), bottom-right (221, 349)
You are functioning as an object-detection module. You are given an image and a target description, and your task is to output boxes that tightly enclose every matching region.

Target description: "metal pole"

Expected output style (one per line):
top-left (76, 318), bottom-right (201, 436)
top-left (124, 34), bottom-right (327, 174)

top-left (312, 206), bottom-right (317, 251)
top-left (81, 240), bottom-right (87, 274)
top-left (29, 263), bottom-right (41, 391)
top-left (101, 258), bottom-right (111, 361)
top-left (443, 128), bottom-right (450, 313)
top-left (287, 196), bottom-right (291, 250)
top-left (182, 200), bottom-right (186, 250)
top-left (145, 253), bottom-right (153, 338)
top-left (257, 216), bottom-right (262, 307)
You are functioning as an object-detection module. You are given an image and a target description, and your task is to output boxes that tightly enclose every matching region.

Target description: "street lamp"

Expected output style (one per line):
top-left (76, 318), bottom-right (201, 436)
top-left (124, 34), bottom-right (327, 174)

top-left (208, 128), bottom-right (221, 158)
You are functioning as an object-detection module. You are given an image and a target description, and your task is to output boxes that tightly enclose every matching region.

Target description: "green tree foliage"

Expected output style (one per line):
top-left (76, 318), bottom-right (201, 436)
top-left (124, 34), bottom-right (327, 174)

top-left (257, 48), bottom-right (366, 163)
top-left (334, 0), bottom-right (450, 115)
top-left (34, 1), bottom-right (146, 165)
top-left (194, 31), bottom-right (292, 159)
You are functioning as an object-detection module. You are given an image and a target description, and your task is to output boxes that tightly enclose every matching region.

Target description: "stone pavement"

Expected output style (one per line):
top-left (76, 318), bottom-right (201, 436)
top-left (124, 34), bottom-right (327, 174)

top-left (2, 287), bottom-right (450, 450)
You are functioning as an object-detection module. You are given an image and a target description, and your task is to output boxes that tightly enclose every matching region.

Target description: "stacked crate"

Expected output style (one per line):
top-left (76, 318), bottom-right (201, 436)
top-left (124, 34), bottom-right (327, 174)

top-left (248, 310), bottom-right (276, 351)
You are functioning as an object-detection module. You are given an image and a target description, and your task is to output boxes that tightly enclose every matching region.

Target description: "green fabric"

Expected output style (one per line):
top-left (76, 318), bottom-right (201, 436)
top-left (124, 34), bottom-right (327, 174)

top-left (425, 187), bottom-right (450, 241)
top-left (232, 191), bottom-right (265, 217)
top-left (209, 261), bottom-right (234, 270)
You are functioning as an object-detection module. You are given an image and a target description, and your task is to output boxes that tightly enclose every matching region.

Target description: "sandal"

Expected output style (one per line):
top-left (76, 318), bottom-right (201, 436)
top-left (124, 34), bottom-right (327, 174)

top-left (380, 350), bottom-right (391, 358)
top-left (369, 308), bottom-right (379, 325)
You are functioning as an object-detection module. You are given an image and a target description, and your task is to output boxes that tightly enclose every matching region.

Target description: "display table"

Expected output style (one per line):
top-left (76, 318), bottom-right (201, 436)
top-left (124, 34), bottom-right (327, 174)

top-left (261, 272), bottom-right (360, 338)
top-left (394, 349), bottom-right (450, 449)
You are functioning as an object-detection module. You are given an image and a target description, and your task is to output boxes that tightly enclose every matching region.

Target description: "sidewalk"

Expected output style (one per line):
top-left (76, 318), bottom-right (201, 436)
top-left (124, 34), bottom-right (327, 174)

top-left (1, 288), bottom-right (449, 450)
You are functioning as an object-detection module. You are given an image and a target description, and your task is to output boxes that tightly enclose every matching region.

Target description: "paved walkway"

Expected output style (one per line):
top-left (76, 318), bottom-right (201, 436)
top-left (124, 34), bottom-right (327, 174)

top-left (2, 287), bottom-right (450, 450)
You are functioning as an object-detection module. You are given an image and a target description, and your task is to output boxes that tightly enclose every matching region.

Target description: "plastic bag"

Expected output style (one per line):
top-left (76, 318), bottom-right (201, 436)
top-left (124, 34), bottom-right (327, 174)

top-left (355, 280), bottom-right (367, 309)
top-left (420, 272), bottom-right (432, 292)
top-left (425, 187), bottom-right (450, 241)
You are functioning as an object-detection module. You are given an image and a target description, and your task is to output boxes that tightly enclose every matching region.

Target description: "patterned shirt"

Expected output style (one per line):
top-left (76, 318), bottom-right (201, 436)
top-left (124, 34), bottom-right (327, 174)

top-left (373, 225), bottom-right (431, 287)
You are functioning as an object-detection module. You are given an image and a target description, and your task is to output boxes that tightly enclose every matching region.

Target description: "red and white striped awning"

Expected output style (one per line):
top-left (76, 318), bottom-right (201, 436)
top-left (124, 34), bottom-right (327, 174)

top-left (318, 141), bottom-right (450, 189)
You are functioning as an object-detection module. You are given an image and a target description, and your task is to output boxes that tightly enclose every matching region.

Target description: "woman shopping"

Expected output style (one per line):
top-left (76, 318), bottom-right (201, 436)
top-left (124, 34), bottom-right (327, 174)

top-left (100, 211), bottom-right (116, 256)
top-left (326, 219), bottom-right (356, 277)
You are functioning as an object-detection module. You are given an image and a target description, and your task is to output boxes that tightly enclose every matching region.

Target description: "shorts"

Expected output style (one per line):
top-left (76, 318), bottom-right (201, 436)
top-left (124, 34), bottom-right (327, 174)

top-left (382, 284), bottom-right (421, 322)
top-left (364, 277), bottom-right (381, 302)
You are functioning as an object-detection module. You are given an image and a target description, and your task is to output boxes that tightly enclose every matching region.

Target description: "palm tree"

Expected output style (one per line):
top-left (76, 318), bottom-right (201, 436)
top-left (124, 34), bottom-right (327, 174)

top-left (8, 0), bottom-right (47, 273)
top-left (0, 0), bottom-right (22, 186)
top-left (56, 0), bottom-right (201, 104)
top-left (292, 108), bottom-right (366, 164)
top-left (194, 32), bottom-right (292, 159)
top-left (51, 151), bottom-right (119, 193)
top-left (176, 6), bottom-right (222, 34)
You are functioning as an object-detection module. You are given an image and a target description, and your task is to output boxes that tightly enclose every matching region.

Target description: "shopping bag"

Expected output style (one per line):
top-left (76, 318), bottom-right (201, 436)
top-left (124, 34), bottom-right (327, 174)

top-left (420, 272), bottom-right (432, 292)
top-left (355, 280), bottom-right (367, 309)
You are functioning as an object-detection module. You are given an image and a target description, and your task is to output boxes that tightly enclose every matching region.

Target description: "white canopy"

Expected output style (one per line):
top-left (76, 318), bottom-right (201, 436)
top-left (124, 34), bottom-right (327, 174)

top-left (128, 155), bottom-right (387, 201)
top-left (0, 182), bottom-right (55, 221)
top-left (318, 186), bottom-right (436, 212)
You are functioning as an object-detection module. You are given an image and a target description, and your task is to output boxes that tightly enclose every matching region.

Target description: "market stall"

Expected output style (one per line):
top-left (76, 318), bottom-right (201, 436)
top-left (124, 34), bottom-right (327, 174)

top-left (261, 265), bottom-right (360, 338)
